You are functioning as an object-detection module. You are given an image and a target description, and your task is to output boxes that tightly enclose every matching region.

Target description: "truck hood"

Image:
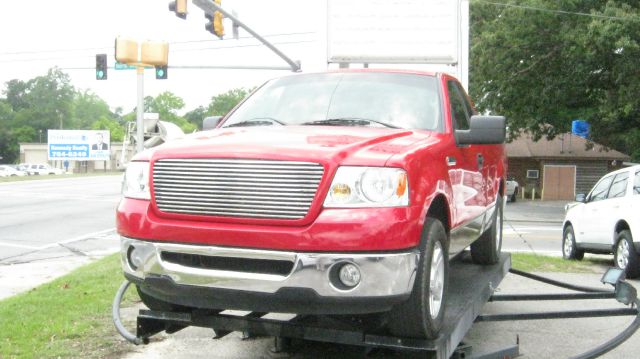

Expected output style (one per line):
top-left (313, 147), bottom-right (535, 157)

top-left (149, 126), bottom-right (431, 166)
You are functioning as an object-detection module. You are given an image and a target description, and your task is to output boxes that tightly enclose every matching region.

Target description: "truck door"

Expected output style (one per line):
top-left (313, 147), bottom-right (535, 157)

top-left (446, 79), bottom-right (487, 254)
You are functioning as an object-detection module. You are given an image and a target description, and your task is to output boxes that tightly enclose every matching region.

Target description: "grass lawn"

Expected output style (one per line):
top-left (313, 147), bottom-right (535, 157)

top-left (0, 251), bottom-right (613, 358)
top-left (0, 254), bottom-right (137, 359)
top-left (511, 252), bottom-right (612, 273)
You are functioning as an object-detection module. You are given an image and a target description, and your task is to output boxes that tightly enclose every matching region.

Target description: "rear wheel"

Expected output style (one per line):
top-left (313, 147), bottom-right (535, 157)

top-left (471, 196), bottom-right (503, 265)
top-left (387, 217), bottom-right (448, 339)
top-left (511, 188), bottom-right (518, 202)
top-left (562, 225), bottom-right (584, 260)
top-left (614, 230), bottom-right (639, 279)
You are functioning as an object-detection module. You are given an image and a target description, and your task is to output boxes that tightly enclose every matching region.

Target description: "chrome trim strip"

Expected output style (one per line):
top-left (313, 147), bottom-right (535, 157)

top-left (121, 237), bottom-right (419, 297)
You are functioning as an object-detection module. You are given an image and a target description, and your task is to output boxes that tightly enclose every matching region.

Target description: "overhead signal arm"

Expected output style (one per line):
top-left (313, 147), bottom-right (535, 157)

top-left (191, 0), bottom-right (301, 72)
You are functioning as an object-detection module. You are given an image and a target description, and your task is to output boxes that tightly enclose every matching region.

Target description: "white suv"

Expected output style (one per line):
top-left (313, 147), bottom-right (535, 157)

top-left (562, 165), bottom-right (640, 278)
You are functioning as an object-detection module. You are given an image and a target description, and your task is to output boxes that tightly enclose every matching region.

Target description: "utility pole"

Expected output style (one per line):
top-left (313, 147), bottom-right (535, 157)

top-left (136, 67), bottom-right (145, 153)
top-left (115, 37), bottom-right (169, 154)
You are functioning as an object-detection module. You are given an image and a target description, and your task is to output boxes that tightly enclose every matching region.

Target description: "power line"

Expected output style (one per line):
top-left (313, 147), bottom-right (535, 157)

top-left (0, 32), bottom-right (316, 57)
top-left (474, 0), bottom-right (640, 22)
top-left (170, 40), bottom-right (314, 53)
top-left (0, 40), bottom-right (315, 65)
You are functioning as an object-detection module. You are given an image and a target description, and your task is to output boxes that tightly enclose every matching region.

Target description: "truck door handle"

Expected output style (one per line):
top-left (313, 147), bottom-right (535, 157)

top-left (477, 154), bottom-right (484, 170)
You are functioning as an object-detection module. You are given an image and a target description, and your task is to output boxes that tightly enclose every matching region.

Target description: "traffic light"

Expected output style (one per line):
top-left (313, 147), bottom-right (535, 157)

top-left (205, 0), bottom-right (224, 38)
top-left (96, 54), bottom-right (107, 80)
top-left (155, 65), bottom-right (168, 80)
top-left (168, 0), bottom-right (187, 19)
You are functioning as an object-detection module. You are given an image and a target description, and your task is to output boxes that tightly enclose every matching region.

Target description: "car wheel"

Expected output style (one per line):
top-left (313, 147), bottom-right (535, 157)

top-left (562, 224), bottom-right (584, 260)
top-left (511, 188), bottom-right (517, 202)
top-left (471, 195), bottom-right (503, 265)
top-left (387, 217), bottom-right (448, 339)
top-left (614, 230), bottom-right (639, 279)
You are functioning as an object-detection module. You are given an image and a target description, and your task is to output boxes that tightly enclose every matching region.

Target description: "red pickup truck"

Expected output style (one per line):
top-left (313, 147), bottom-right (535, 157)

top-left (117, 70), bottom-right (506, 339)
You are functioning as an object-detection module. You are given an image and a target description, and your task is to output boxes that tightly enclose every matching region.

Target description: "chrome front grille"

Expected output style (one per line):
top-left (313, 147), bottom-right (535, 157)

top-left (152, 159), bottom-right (324, 220)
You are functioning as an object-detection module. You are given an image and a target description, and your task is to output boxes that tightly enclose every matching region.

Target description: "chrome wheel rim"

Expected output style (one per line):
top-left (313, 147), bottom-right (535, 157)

top-left (429, 241), bottom-right (445, 319)
top-left (616, 240), bottom-right (630, 270)
top-left (564, 232), bottom-right (573, 258)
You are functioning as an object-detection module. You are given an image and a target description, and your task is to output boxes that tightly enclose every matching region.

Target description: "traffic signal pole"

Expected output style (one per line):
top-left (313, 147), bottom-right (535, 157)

top-left (136, 67), bottom-right (145, 153)
top-left (192, 0), bottom-right (301, 72)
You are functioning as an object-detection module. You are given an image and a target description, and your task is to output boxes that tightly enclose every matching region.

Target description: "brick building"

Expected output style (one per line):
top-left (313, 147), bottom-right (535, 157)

top-left (506, 133), bottom-right (630, 200)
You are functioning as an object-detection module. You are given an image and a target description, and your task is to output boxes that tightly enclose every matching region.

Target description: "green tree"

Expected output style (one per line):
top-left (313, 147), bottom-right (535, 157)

top-left (0, 100), bottom-right (16, 162)
top-left (91, 117), bottom-right (125, 142)
top-left (72, 90), bottom-right (113, 129)
top-left (184, 106), bottom-right (208, 130)
top-left (207, 88), bottom-right (252, 116)
top-left (470, 0), bottom-right (640, 159)
top-left (147, 91), bottom-right (196, 133)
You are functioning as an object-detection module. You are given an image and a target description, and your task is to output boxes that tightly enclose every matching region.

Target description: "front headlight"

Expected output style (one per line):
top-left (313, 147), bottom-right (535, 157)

top-left (122, 161), bottom-right (150, 200)
top-left (324, 167), bottom-right (409, 207)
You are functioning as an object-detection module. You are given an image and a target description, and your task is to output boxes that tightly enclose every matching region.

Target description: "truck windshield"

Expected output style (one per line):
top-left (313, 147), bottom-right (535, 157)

top-left (221, 72), bottom-right (442, 131)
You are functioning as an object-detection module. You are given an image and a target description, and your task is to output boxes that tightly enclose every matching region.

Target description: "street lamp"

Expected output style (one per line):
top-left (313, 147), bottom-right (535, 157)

top-left (39, 129), bottom-right (43, 143)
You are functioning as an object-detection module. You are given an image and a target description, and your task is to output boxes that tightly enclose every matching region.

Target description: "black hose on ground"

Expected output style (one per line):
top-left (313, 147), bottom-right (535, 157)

top-left (509, 268), bottom-right (639, 358)
top-left (112, 280), bottom-right (145, 345)
top-left (510, 268), bottom-right (612, 293)
top-left (571, 296), bottom-right (639, 359)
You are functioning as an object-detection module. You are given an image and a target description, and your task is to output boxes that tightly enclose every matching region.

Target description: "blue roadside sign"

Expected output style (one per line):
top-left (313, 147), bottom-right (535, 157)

top-left (115, 62), bottom-right (153, 70)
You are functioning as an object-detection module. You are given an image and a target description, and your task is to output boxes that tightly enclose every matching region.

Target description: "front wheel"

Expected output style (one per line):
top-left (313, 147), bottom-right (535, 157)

top-left (562, 225), bottom-right (584, 260)
top-left (471, 196), bottom-right (503, 265)
top-left (615, 230), bottom-right (639, 279)
top-left (387, 217), bottom-right (448, 339)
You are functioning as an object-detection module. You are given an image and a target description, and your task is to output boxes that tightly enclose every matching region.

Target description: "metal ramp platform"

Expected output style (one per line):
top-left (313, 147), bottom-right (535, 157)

top-left (129, 252), bottom-right (513, 359)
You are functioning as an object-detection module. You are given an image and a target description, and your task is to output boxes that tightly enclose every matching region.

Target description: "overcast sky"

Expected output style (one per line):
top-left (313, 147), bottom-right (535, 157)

top-left (0, 0), bottom-right (328, 113)
top-left (0, 0), bottom-right (463, 116)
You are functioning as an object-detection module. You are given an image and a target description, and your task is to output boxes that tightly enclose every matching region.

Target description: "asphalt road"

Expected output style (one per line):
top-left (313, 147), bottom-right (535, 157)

top-left (0, 175), bottom-right (122, 262)
top-left (503, 221), bottom-right (563, 256)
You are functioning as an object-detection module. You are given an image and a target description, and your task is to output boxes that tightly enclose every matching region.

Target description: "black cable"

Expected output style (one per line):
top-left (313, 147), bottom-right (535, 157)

top-left (571, 297), bottom-right (640, 359)
top-left (509, 268), bottom-right (611, 293)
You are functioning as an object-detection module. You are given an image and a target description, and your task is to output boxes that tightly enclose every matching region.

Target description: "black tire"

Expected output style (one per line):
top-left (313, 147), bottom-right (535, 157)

top-left (471, 196), bottom-right (503, 265)
top-left (387, 217), bottom-right (449, 339)
top-left (614, 230), bottom-right (639, 279)
top-left (136, 286), bottom-right (190, 312)
top-left (562, 224), bottom-right (584, 260)
top-left (511, 188), bottom-right (517, 202)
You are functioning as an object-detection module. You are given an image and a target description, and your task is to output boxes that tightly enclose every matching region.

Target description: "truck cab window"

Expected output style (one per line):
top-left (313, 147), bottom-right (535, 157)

top-left (447, 81), bottom-right (470, 131)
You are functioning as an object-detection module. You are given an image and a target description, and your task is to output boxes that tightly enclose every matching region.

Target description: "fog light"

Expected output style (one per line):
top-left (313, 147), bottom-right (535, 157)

top-left (127, 245), bottom-right (143, 271)
top-left (339, 263), bottom-right (361, 288)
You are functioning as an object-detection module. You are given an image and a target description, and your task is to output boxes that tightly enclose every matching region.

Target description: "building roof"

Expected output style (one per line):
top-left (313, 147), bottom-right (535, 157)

top-left (506, 132), bottom-right (630, 160)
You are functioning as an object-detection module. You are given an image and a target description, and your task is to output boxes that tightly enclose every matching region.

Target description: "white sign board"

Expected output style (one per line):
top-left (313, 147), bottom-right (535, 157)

top-left (48, 130), bottom-right (111, 161)
top-left (327, 0), bottom-right (460, 64)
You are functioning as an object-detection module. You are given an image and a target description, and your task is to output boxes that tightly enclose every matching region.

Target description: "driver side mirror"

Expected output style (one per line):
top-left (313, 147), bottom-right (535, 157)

top-left (203, 116), bottom-right (223, 130)
top-left (575, 193), bottom-right (586, 202)
top-left (456, 116), bottom-right (506, 145)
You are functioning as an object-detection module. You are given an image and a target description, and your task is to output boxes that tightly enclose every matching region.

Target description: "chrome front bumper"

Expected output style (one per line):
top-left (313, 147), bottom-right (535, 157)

top-left (121, 237), bottom-right (419, 298)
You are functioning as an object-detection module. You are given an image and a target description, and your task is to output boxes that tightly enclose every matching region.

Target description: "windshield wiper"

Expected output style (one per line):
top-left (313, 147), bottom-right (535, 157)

top-left (224, 117), bottom-right (285, 128)
top-left (300, 118), bottom-right (400, 129)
